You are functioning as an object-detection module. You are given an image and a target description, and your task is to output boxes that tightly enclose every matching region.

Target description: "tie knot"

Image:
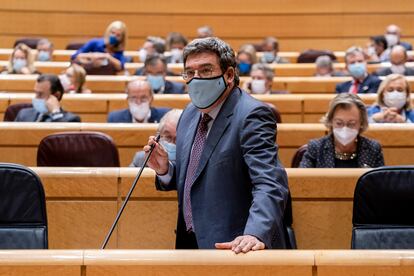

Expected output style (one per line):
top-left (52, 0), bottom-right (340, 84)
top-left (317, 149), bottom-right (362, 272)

top-left (200, 114), bottom-right (212, 125)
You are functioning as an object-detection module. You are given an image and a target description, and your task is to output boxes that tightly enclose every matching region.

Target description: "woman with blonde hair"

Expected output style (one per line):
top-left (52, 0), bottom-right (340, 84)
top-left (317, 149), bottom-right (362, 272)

top-left (71, 20), bottom-right (127, 72)
top-left (300, 93), bottom-right (384, 168)
top-left (368, 73), bottom-right (414, 123)
top-left (2, 43), bottom-right (37, 74)
top-left (59, 64), bottom-right (91, 94)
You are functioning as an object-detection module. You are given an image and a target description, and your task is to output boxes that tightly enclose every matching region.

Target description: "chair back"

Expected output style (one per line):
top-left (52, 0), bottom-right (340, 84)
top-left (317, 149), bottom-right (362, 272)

top-left (3, 103), bottom-right (32, 122)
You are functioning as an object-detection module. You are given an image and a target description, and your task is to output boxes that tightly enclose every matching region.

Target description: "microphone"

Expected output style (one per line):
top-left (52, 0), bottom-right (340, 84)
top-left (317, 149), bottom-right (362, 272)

top-left (101, 134), bottom-right (161, 249)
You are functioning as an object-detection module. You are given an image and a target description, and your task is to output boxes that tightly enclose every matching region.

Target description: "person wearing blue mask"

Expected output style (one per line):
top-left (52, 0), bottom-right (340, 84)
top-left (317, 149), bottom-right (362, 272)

top-left (36, 39), bottom-right (54, 62)
top-left (143, 37), bottom-right (289, 253)
top-left (143, 54), bottom-right (185, 94)
top-left (130, 109), bottom-right (182, 167)
top-left (1, 43), bottom-right (38, 75)
top-left (259, 37), bottom-right (289, 64)
top-left (15, 74), bottom-right (80, 122)
top-left (107, 79), bottom-right (170, 123)
top-left (336, 46), bottom-right (382, 94)
top-left (236, 44), bottom-right (256, 76)
top-left (71, 21), bottom-right (127, 73)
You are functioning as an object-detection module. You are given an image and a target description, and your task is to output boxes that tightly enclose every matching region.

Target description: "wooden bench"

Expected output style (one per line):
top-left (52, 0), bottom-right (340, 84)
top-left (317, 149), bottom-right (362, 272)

top-left (0, 123), bottom-right (413, 167)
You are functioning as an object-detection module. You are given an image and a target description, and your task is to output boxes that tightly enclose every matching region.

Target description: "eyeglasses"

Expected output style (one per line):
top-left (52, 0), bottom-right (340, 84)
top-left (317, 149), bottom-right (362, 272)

top-left (181, 67), bottom-right (214, 81)
top-left (127, 96), bottom-right (150, 104)
top-left (332, 119), bottom-right (359, 129)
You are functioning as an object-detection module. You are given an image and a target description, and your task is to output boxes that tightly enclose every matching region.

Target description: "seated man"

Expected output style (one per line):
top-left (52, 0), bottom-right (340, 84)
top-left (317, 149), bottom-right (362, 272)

top-left (336, 46), bottom-right (381, 94)
top-left (130, 108), bottom-right (182, 167)
top-left (137, 36), bottom-right (166, 63)
top-left (107, 79), bottom-right (170, 123)
top-left (142, 54), bottom-right (185, 94)
top-left (36, 39), bottom-right (54, 61)
top-left (375, 45), bottom-right (414, 76)
top-left (259, 37), bottom-right (289, 64)
top-left (385, 24), bottom-right (413, 51)
top-left (242, 63), bottom-right (287, 94)
top-left (15, 74), bottom-right (81, 122)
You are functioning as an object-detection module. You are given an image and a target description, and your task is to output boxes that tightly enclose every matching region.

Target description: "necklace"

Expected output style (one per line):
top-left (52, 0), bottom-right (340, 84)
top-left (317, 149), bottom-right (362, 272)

top-left (335, 151), bottom-right (357, 160)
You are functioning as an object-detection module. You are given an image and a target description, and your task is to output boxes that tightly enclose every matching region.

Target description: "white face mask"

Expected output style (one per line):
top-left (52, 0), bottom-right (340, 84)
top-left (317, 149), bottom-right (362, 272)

top-left (129, 101), bottom-right (150, 122)
top-left (391, 64), bottom-right (406, 75)
top-left (170, 48), bottom-right (183, 63)
top-left (251, 79), bottom-right (267, 94)
top-left (385, 34), bottom-right (399, 47)
top-left (333, 127), bottom-right (358, 146)
top-left (383, 90), bottom-right (407, 109)
top-left (139, 48), bottom-right (147, 62)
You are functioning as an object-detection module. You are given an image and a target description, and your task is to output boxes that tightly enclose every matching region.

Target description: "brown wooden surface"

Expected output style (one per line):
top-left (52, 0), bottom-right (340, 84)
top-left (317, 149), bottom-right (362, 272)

top-left (0, 122), bottom-right (413, 167)
top-left (31, 167), bottom-right (365, 249)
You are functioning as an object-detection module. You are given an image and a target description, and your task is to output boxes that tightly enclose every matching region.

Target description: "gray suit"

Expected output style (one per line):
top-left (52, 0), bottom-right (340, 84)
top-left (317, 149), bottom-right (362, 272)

top-left (156, 87), bottom-right (288, 249)
top-left (15, 108), bottom-right (81, 122)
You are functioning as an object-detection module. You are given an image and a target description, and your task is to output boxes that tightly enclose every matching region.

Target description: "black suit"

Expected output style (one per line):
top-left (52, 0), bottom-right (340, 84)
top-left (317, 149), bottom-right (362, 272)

top-left (375, 66), bottom-right (414, 76)
top-left (15, 108), bottom-right (81, 122)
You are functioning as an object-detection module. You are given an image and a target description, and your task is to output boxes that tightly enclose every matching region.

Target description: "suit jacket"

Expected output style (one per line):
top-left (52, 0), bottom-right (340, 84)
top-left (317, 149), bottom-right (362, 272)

top-left (375, 66), bottom-right (414, 76)
top-left (107, 107), bottom-right (170, 123)
top-left (400, 41), bottom-right (413, 51)
top-left (15, 108), bottom-right (81, 122)
top-left (335, 74), bottom-right (382, 94)
top-left (299, 134), bottom-right (385, 168)
top-left (156, 87), bottom-right (289, 249)
top-left (163, 80), bottom-right (185, 94)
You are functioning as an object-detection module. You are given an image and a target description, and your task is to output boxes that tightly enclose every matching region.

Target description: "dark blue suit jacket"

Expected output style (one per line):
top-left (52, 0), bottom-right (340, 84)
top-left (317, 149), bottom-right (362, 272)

top-left (156, 88), bottom-right (288, 249)
top-left (107, 107), bottom-right (170, 123)
top-left (164, 80), bottom-right (185, 94)
top-left (335, 74), bottom-right (382, 94)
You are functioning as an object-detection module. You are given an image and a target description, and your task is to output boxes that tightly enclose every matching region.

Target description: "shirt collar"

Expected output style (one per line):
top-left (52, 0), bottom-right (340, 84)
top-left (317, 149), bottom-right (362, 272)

top-left (204, 101), bottom-right (224, 121)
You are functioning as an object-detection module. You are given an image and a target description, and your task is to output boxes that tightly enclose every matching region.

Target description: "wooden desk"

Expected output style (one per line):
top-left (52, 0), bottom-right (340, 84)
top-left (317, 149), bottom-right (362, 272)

top-left (33, 167), bottom-right (365, 249)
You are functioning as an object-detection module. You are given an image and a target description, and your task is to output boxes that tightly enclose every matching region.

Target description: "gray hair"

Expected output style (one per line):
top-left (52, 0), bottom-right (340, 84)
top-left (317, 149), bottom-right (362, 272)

top-left (251, 63), bottom-right (274, 81)
top-left (37, 38), bottom-right (53, 49)
top-left (158, 109), bottom-right (183, 132)
top-left (315, 55), bottom-right (333, 69)
top-left (144, 53), bottom-right (167, 70)
top-left (183, 37), bottom-right (239, 86)
top-left (126, 79), bottom-right (154, 96)
top-left (197, 26), bottom-right (214, 37)
top-left (345, 46), bottom-right (364, 64)
top-left (321, 93), bottom-right (369, 133)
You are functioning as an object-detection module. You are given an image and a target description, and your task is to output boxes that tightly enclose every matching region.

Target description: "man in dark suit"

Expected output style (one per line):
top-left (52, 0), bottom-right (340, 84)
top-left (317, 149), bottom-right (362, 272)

top-left (336, 46), bottom-right (382, 94)
top-left (15, 74), bottom-right (80, 122)
top-left (107, 79), bottom-right (170, 123)
top-left (135, 54), bottom-right (185, 94)
top-left (144, 37), bottom-right (288, 253)
top-left (375, 45), bottom-right (414, 76)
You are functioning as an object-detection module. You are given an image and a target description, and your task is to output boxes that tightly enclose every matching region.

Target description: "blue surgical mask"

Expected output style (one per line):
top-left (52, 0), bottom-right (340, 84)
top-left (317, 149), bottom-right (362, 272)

top-left (147, 75), bottom-right (165, 91)
top-left (187, 75), bottom-right (227, 109)
top-left (348, 62), bottom-right (366, 79)
top-left (238, 62), bottom-right (252, 75)
top-left (37, 51), bottom-right (51, 61)
top-left (32, 98), bottom-right (48, 114)
top-left (263, 51), bottom-right (275, 63)
top-left (13, 59), bottom-right (27, 73)
top-left (160, 140), bottom-right (176, 161)
top-left (109, 35), bottom-right (119, 46)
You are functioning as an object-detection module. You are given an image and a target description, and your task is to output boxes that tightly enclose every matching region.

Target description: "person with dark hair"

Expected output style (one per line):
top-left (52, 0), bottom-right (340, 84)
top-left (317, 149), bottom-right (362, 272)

top-left (141, 54), bottom-right (185, 94)
top-left (137, 36), bottom-right (166, 63)
top-left (15, 74), bottom-right (81, 122)
top-left (300, 93), bottom-right (384, 168)
top-left (365, 35), bottom-right (390, 63)
top-left (165, 32), bottom-right (188, 64)
top-left (144, 37), bottom-right (288, 252)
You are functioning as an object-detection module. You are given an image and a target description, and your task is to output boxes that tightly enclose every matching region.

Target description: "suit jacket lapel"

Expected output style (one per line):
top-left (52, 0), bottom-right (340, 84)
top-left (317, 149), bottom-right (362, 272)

top-left (192, 89), bottom-right (239, 184)
top-left (323, 135), bottom-right (335, 168)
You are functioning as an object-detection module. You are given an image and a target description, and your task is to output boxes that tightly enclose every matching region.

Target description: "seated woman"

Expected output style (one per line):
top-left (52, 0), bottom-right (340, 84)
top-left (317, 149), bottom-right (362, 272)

top-left (71, 21), bottom-right (127, 73)
top-left (59, 64), bottom-right (91, 94)
top-left (368, 74), bottom-right (414, 123)
top-left (2, 43), bottom-right (38, 75)
top-left (236, 44), bottom-right (257, 76)
top-left (300, 93), bottom-right (384, 168)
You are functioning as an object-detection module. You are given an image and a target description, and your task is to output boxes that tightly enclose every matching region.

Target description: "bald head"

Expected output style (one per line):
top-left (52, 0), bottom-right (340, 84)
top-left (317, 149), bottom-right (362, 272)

top-left (390, 45), bottom-right (407, 65)
top-left (126, 79), bottom-right (153, 104)
top-left (386, 24), bottom-right (401, 36)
